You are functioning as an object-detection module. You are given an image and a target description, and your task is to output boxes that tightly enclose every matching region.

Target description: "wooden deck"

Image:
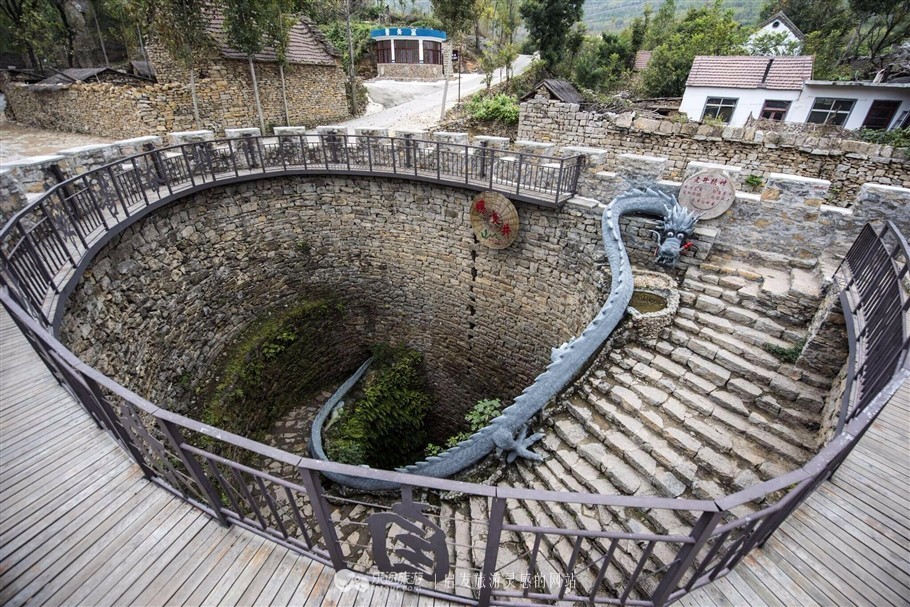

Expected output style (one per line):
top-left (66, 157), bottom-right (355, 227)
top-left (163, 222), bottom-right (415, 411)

top-left (1, 308), bottom-right (907, 606)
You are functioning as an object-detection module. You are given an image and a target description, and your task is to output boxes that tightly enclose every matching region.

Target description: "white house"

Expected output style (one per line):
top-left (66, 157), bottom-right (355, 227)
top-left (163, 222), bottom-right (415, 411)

top-left (679, 54), bottom-right (910, 129)
top-left (747, 12), bottom-right (804, 55)
top-left (788, 80), bottom-right (910, 130)
top-left (679, 56), bottom-right (814, 126)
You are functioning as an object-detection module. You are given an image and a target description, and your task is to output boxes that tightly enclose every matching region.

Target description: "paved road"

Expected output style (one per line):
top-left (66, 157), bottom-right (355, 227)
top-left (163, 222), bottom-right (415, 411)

top-left (341, 54), bottom-right (534, 131)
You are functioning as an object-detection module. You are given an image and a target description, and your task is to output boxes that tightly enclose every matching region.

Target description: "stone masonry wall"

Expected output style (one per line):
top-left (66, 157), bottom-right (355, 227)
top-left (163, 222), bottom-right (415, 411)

top-left (3, 56), bottom-right (348, 139)
top-left (59, 176), bottom-right (605, 437)
top-left (519, 99), bottom-right (910, 206)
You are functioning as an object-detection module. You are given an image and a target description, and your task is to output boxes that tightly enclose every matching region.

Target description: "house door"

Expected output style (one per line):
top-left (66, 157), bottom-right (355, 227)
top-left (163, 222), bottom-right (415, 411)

top-left (862, 100), bottom-right (901, 130)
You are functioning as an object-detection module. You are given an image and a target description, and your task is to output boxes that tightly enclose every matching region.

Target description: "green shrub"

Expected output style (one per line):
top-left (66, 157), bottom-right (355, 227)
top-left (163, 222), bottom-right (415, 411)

top-left (327, 345), bottom-right (432, 469)
top-left (465, 93), bottom-right (520, 124)
top-left (764, 338), bottom-right (806, 364)
top-left (744, 174), bottom-right (763, 189)
top-left (855, 127), bottom-right (909, 150)
top-left (200, 299), bottom-right (350, 464)
top-left (425, 398), bottom-right (503, 455)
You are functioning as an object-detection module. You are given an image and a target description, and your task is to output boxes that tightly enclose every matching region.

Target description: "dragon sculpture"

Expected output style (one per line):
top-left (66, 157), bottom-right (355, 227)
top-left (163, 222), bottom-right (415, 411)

top-left (310, 188), bottom-right (699, 490)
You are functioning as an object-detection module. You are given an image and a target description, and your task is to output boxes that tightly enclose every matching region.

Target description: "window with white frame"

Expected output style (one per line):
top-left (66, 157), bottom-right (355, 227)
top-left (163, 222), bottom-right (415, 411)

top-left (806, 98), bottom-right (855, 126)
top-left (702, 97), bottom-right (738, 123)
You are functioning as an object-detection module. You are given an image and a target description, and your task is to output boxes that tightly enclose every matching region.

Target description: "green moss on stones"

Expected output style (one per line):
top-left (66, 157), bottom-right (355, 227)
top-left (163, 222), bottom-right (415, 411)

top-left (199, 298), bottom-right (353, 450)
top-left (326, 344), bottom-right (433, 469)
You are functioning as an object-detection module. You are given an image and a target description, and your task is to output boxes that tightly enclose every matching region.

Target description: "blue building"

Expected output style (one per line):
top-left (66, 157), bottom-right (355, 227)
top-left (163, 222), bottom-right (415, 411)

top-left (370, 27), bottom-right (447, 80)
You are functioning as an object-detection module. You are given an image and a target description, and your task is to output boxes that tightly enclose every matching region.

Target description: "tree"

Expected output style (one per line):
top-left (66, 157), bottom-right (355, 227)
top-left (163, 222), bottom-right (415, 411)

top-left (519, 0), bottom-right (584, 68)
top-left (845, 0), bottom-right (910, 65)
top-left (758, 0), bottom-right (849, 38)
top-left (641, 1), bottom-right (747, 98)
top-left (221, 0), bottom-right (269, 131)
top-left (746, 30), bottom-right (802, 55)
top-left (629, 6), bottom-right (651, 54)
top-left (643, 0), bottom-right (675, 50)
top-left (137, 0), bottom-right (212, 127)
top-left (0, 0), bottom-right (56, 69)
top-left (262, 0), bottom-right (294, 124)
top-left (429, 0), bottom-right (472, 37)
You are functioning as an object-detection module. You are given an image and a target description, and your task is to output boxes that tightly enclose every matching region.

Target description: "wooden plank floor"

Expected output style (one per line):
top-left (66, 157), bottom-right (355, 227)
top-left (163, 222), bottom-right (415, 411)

top-left (1, 306), bottom-right (907, 606)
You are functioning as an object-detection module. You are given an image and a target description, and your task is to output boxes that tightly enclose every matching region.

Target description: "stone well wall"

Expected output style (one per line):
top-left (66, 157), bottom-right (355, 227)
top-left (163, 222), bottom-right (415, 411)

top-left (519, 98), bottom-right (910, 206)
top-left (3, 60), bottom-right (348, 139)
top-left (59, 176), bottom-right (606, 436)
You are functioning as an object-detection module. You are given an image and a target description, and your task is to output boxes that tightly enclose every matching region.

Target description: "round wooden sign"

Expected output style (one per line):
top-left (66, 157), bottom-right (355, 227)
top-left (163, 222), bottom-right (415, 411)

top-left (469, 192), bottom-right (519, 249)
top-left (678, 170), bottom-right (736, 220)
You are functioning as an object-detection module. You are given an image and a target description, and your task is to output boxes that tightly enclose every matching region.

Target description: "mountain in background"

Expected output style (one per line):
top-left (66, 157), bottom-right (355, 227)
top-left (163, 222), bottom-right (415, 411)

top-left (583, 0), bottom-right (761, 32)
top-left (398, 0), bottom-right (761, 34)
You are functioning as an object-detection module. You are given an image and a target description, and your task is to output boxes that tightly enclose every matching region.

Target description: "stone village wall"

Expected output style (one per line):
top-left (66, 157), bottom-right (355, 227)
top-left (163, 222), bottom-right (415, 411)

top-left (519, 98), bottom-right (910, 207)
top-left (2, 51), bottom-right (348, 139)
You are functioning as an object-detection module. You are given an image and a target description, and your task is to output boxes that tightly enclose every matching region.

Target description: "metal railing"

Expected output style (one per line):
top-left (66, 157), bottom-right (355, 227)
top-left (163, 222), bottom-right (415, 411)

top-left (0, 139), bottom-right (907, 606)
top-left (0, 134), bottom-right (584, 330)
top-left (833, 221), bottom-right (910, 435)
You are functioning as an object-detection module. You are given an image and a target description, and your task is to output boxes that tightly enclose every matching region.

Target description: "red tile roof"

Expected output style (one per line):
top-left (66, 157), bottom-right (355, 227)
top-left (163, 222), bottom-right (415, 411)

top-left (686, 55), bottom-right (814, 90)
top-left (633, 50), bottom-right (652, 71)
top-left (206, 13), bottom-right (339, 66)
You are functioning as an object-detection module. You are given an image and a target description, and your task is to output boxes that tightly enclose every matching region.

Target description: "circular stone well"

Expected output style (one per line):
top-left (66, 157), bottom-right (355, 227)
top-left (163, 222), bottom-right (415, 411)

top-left (59, 176), bottom-right (608, 440)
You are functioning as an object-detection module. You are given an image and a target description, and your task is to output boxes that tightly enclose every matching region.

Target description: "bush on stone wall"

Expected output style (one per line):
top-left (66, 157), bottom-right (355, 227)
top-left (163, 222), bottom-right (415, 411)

top-left (326, 344), bottom-right (432, 469)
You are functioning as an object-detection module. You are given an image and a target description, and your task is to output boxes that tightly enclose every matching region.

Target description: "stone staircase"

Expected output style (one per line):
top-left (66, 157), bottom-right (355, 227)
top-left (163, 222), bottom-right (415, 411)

top-left (286, 256), bottom-right (834, 603)
top-left (437, 258), bottom-right (834, 601)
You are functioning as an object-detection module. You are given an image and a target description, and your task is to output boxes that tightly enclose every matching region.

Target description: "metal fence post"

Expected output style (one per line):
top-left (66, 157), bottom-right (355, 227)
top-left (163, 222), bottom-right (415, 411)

top-left (650, 510), bottom-right (723, 607)
top-left (298, 467), bottom-right (347, 571)
top-left (477, 496), bottom-right (506, 606)
top-left (515, 154), bottom-right (523, 196)
top-left (157, 418), bottom-right (230, 526)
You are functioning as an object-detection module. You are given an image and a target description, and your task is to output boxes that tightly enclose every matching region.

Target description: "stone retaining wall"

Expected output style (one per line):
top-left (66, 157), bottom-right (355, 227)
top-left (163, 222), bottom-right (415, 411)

top-left (3, 60), bottom-right (348, 139)
top-left (59, 176), bottom-right (606, 437)
top-left (519, 98), bottom-right (910, 206)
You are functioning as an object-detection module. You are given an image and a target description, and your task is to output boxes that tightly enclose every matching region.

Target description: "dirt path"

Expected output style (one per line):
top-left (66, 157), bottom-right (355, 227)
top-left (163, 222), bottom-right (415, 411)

top-left (0, 122), bottom-right (115, 163)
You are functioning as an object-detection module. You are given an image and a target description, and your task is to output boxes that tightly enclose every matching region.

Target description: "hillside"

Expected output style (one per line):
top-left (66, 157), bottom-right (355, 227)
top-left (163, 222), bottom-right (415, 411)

top-left (393, 0), bottom-right (761, 35)
top-left (584, 0), bottom-right (761, 32)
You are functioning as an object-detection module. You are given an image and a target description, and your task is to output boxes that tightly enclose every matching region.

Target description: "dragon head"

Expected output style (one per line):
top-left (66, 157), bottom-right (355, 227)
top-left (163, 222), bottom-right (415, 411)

top-left (653, 204), bottom-right (699, 268)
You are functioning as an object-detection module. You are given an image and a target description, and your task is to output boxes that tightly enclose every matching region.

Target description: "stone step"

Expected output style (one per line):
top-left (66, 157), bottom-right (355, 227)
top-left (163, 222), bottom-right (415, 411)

top-left (669, 312), bottom-right (826, 424)
top-left (603, 360), bottom-right (813, 475)
top-left (469, 496), bottom-right (489, 569)
top-left (506, 468), bottom-right (602, 598)
top-left (449, 501), bottom-right (475, 599)
top-left (643, 341), bottom-right (818, 448)
top-left (676, 307), bottom-right (782, 348)
top-left (567, 392), bottom-right (691, 500)
top-left (585, 378), bottom-right (781, 492)
top-left (510, 460), bottom-right (661, 600)
top-left (501, 494), bottom-right (572, 601)
top-left (542, 430), bottom-right (695, 536)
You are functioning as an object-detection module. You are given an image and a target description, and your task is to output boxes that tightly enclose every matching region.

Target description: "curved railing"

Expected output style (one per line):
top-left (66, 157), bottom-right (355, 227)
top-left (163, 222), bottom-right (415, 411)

top-left (1, 138), bottom-right (907, 607)
top-left (0, 134), bottom-right (584, 332)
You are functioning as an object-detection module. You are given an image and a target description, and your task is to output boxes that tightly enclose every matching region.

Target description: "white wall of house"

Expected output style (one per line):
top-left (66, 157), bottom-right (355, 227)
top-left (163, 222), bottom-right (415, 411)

top-left (747, 20), bottom-right (802, 54)
top-left (787, 83), bottom-right (910, 130)
top-left (679, 86), bottom-right (802, 126)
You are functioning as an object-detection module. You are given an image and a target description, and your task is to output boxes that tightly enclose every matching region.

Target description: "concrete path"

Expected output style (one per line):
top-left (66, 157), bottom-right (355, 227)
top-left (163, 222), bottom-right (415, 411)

top-left (342, 54), bottom-right (534, 131)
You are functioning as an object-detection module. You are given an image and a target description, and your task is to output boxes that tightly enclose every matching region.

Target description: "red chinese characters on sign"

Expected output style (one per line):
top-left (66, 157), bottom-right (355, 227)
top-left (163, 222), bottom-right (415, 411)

top-left (470, 191), bottom-right (519, 249)
top-left (678, 170), bottom-right (736, 220)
